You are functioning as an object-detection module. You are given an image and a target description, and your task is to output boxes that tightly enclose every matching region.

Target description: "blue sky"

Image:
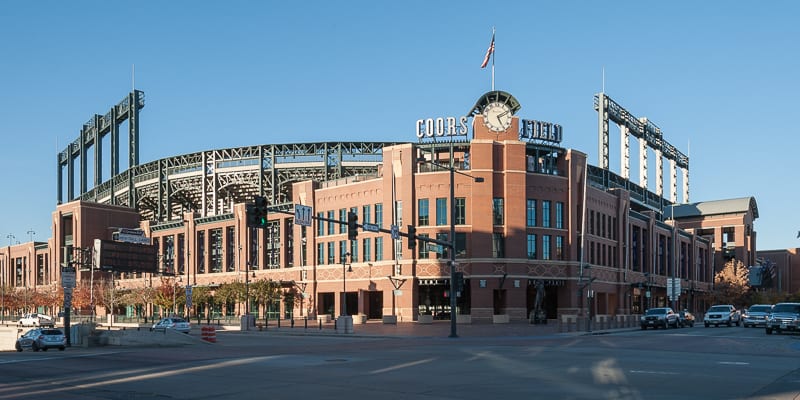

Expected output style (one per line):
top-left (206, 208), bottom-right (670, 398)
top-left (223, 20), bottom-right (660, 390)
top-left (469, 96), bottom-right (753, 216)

top-left (1, 1), bottom-right (798, 251)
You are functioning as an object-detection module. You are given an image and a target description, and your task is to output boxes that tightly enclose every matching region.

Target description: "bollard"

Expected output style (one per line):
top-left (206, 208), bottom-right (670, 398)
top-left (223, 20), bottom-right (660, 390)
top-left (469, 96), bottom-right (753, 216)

top-left (277, 317), bottom-right (281, 329)
top-left (291, 318), bottom-right (295, 328)
top-left (319, 318), bottom-right (322, 330)
top-left (304, 317), bottom-right (308, 330)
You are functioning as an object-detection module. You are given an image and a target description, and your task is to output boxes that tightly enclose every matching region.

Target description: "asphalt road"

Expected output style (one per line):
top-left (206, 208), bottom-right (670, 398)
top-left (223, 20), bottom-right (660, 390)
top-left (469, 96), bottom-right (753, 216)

top-left (1, 324), bottom-right (799, 399)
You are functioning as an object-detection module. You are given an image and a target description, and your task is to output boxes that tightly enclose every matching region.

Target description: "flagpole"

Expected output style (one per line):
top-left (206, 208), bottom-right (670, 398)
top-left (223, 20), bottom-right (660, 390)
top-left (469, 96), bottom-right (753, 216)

top-left (491, 27), bottom-right (495, 91)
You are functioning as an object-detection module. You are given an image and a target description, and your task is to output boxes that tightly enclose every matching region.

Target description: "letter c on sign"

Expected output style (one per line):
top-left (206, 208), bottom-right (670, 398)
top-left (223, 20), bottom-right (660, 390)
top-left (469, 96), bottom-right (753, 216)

top-left (415, 120), bottom-right (425, 138)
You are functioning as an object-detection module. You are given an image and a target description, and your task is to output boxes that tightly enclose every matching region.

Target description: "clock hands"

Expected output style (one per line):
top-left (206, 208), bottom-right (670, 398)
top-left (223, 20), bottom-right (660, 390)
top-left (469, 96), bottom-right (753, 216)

top-left (497, 111), bottom-right (509, 125)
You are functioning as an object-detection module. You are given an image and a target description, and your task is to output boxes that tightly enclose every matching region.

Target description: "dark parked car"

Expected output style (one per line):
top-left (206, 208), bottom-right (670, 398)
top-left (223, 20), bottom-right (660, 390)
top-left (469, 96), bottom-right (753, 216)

top-left (640, 307), bottom-right (679, 329)
top-left (678, 310), bottom-right (695, 327)
top-left (15, 328), bottom-right (66, 352)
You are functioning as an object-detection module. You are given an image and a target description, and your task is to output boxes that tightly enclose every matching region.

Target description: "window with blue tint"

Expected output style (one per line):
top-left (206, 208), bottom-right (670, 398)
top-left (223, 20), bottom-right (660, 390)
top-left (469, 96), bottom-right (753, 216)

top-left (375, 203), bottom-right (383, 228)
top-left (339, 209), bottom-right (347, 234)
top-left (363, 238), bottom-right (371, 262)
top-left (436, 198), bottom-right (447, 226)
top-left (542, 235), bottom-right (551, 260)
top-left (527, 234), bottom-right (537, 259)
top-left (362, 204), bottom-right (371, 225)
top-left (327, 210), bottom-right (335, 235)
top-left (556, 202), bottom-right (564, 229)
top-left (375, 237), bottom-right (383, 261)
top-left (527, 199), bottom-right (537, 227)
top-left (556, 236), bottom-right (564, 260)
top-left (317, 243), bottom-right (325, 265)
top-left (418, 199), bottom-right (429, 226)
top-left (542, 201), bottom-right (551, 228)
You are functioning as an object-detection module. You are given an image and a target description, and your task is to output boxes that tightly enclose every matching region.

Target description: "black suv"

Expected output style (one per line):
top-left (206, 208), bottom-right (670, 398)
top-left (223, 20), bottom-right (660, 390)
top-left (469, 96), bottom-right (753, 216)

top-left (765, 302), bottom-right (800, 335)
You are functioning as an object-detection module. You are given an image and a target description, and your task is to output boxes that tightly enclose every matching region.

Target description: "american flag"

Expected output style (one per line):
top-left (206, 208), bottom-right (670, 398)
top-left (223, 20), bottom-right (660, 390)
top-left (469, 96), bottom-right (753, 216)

top-left (480, 33), bottom-right (495, 68)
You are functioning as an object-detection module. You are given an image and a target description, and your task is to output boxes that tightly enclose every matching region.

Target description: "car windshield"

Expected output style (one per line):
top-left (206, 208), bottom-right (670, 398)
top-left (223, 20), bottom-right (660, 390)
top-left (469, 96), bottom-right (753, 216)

top-left (171, 318), bottom-right (187, 323)
top-left (708, 306), bottom-right (731, 312)
top-left (772, 304), bottom-right (800, 314)
top-left (749, 305), bottom-right (772, 313)
top-left (646, 308), bottom-right (667, 315)
top-left (41, 329), bottom-right (63, 335)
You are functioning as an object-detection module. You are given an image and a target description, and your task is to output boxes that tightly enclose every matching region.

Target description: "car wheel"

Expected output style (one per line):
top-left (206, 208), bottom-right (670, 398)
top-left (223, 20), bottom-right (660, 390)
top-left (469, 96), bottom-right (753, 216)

top-left (31, 343), bottom-right (39, 352)
top-left (15, 342), bottom-right (22, 352)
top-left (59, 346), bottom-right (65, 351)
top-left (766, 328), bottom-right (773, 335)
top-left (705, 322), bottom-right (709, 328)
top-left (641, 326), bottom-right (647, 330)
top-left (42, 347), bottom-right (48, 352)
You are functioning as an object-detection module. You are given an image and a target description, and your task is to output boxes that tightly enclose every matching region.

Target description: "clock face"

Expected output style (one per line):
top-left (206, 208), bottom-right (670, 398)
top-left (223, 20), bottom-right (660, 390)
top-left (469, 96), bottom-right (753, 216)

top-left (483, 102), bottom-right (512, 132)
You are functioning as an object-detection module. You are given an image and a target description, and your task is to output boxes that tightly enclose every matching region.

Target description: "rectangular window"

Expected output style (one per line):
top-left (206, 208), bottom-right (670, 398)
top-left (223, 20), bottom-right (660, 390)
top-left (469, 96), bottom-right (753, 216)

top-left (556, 236), bottom-right (564, 260)
top-left (317, 243), bottom-right (325, 265)
top-left (327, 210), bottom-right (335, 235)
top-left (210, 228), bottom-right (222, 273)
top-left (435, 197), bottom-right (447, 226)
top-left (226, 227), bottom-right (235, 272)
top-left (527, 234), bottom-right (537, 259)
top-left (363, 238), bottom-right (372, 262)
top-left (197, 231), bottom-right (205, 273)
top-left (350, 239), bottom-right (358, 263)
top-left (542, 235), bottom-right (551, 260)
top-left (418, 233), bottom-right (430, 258)
top-left (250, 229), bottom-right (259, 268)
top-left (556, 202), bottom-right (564, 229)
top-left (436, 233), bottom-right (449, 258)
top-left (493, 198), bottom-right (504, 225)
top-left (375, 203), bottom-right (383, 228)
top-left (492, 233), bottom-right (505, 258)
top-left (455, 198), bottom-right (466, 225)
top-left (317, 212), bottom-right (325, 236)
top-left (527, 199), bottom-right (537, 227)
top-left (339, 209), bottom-right (347, 234)
top-left (542, 201), bottom-right (551, 228)
top-left (375, 237), bottom-right (383, 261)
top-left (455, 232), bottom-right (467, 258)
top-left (327, 242), bottom-right (335, 265)
top-left (418, 199), bottom-right (430, 226)
top-left (395, 201), bottom-right (402, 226)
top-left (362, 204), bottom-right (371, 225)
top-left (339, 241), bottom-right (347, 262)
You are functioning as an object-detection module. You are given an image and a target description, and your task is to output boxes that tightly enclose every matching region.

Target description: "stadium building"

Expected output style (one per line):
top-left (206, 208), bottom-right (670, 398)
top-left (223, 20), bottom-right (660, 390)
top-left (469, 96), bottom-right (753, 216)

top-left (0, 89), bottom-right (764, 326)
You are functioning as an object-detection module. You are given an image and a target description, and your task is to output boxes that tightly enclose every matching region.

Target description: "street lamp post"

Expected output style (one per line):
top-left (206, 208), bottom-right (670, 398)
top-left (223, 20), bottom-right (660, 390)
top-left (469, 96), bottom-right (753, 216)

top-left (421, 159), bottom-right (483, 338)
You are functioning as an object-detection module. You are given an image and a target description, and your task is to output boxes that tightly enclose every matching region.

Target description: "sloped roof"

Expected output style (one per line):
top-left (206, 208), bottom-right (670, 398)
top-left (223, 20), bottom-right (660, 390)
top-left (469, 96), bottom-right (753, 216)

top-left (667, 196), bottom-right (758, 219)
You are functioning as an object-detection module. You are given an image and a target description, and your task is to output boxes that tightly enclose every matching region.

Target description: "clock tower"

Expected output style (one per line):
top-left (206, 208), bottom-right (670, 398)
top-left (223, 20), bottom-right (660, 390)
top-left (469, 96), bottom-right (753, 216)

top-left (468, 90), bottom-right (521, 141)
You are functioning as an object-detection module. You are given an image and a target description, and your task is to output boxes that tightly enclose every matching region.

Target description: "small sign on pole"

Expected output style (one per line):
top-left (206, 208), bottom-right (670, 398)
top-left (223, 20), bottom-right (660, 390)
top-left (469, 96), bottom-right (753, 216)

top-left (295, 204), bottom-right (312, 227)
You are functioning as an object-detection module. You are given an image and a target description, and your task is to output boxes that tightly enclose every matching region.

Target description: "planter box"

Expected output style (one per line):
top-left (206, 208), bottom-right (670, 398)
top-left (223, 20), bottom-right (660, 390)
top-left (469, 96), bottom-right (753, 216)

top-left (492, 314), bottom-right (510, 324)
top-left (417, 314), bottom-right (433, 324)
top-left (317, 315), bottom-right (331, 323)
top-left (456, 314), bottom-right (472, 324)
top-left (382, 315), bottom-right (398, 324)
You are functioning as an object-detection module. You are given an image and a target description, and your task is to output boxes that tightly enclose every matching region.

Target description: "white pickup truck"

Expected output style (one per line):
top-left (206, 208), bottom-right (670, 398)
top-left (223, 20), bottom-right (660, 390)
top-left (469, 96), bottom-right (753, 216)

top-left (703, 305), bottom-right (741, 327)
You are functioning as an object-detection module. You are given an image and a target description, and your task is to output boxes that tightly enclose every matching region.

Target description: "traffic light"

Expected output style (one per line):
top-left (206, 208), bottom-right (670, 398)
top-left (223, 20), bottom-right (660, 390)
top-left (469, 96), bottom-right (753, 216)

top-left (347, 211), bottom-right (358, 240)
top-left (454, 271), bottom-right (464, 294)
top-left (407, 224), bottom-right (416, 250)
top-left (248, 196), bottom-right (268, 228)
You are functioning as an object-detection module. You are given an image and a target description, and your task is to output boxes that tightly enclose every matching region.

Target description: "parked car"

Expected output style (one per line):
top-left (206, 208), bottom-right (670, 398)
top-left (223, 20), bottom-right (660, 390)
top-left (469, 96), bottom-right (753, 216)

top-left (678, 310), bottom-right (695, 327)
top-left (18, 313), bottom-right (55, 327)
top-left (742, 304), bottom-right (773, 328)
top-left (704, 305), bottom-right (741, 327)
top-left (640, 307), bottom-right (679, 329)
top-left (765, 302), bottom-right (800, 335)
top-left (15, 328), bottom-right (66, 352)
top-left (152, 317), bottom-right (191, 334)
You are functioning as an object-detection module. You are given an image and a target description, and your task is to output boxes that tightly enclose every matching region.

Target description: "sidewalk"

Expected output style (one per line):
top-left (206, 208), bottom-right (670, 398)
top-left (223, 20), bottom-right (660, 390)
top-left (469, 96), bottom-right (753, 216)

top-left (222, 319), bottom-right (638, 339)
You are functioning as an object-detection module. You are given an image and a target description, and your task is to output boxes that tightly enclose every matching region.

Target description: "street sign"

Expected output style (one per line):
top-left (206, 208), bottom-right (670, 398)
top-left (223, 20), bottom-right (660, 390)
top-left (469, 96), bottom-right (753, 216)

top-left (362, 222), bottom-right (379, 232)
top-left (61, 270), bottom-right (76, 288)
top-left (295, 204), bottom-right (312, 227)
top-left (390, 224), bottom-right (399, 240)
top-left (185, 285), bottom-right (193, 308)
